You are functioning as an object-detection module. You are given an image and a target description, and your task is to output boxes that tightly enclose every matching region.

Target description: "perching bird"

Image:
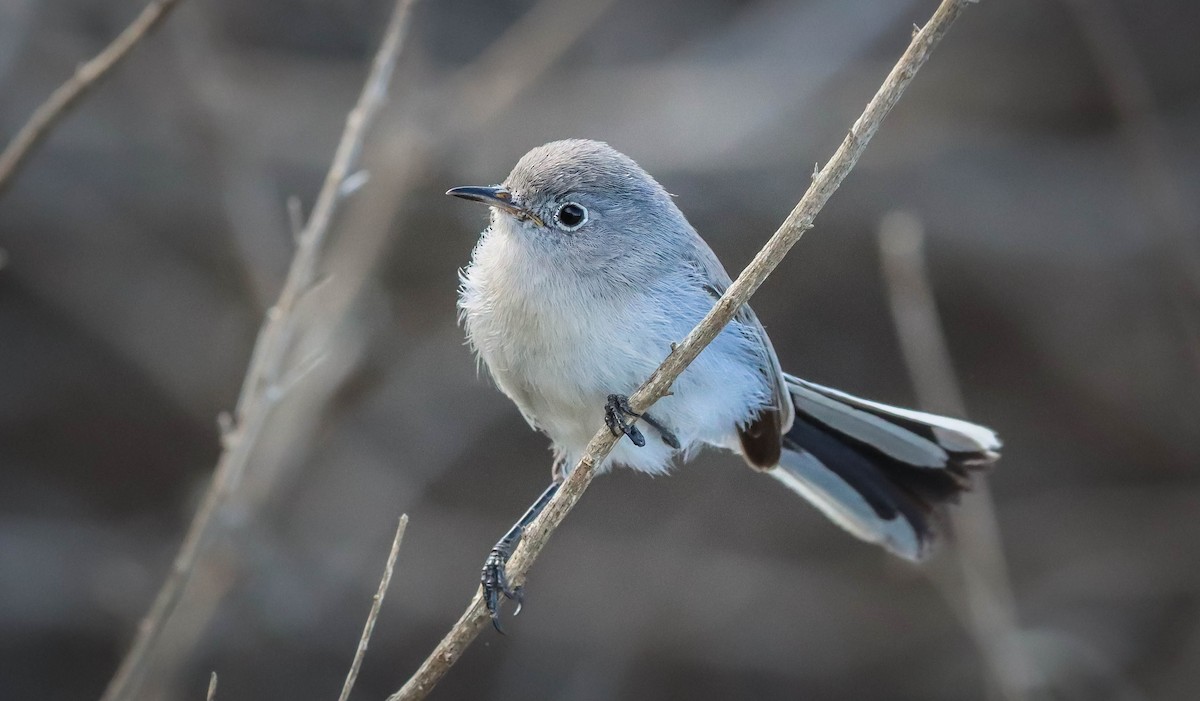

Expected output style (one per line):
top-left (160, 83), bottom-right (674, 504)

top-left (449, 139), bottom-right (1000, 630)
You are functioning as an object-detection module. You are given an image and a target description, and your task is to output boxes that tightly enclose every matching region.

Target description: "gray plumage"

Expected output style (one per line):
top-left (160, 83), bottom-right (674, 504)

top-left (453, 139), bottom-right (999, 560)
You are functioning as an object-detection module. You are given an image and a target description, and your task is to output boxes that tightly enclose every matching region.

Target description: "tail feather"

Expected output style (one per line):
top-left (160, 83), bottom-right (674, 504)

top-left (771, 375), bottom-right (1000, 560)
top-left (791, 377), bottom-right (1000, 460)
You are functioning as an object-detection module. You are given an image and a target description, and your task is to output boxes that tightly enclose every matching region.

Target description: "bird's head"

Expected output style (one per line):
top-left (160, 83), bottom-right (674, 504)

top-left (448, 140), bottom-right (687, 273)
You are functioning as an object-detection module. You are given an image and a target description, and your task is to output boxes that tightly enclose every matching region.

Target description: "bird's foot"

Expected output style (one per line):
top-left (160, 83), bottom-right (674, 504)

top-left (481, 540), bottom-right (524, 633)
top-left (640, 412), bottom-right (681, 450)
top-left (604, 394), bottom-right (682, 449)
top-left (605, 394), bottom-right (646, 447)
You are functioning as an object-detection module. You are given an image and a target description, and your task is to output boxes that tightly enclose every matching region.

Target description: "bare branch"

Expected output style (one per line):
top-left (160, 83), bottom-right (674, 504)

top-left (0, 0), bottom-right (186, 198)
top-left (97, 3), bottom-right (420, 700)
top-left (387, 2), bottom-right (978, 698)
top-left (205, 672), bottom-right (218, 701)
top-left (877, 212), bottom-right (968, 416)
top-left (878, 211), bottom-right (1041, 700)
top-left (287, 195), bottom-right (306, 243)
top-left (451, 0), bottom-right (621, 130)
top-left (1060, 0), bottom-right (1197, 255)
top-left (1060, 0), bottom-right (1200, 377)
top-left (338, 515), bottom-right (408, 701)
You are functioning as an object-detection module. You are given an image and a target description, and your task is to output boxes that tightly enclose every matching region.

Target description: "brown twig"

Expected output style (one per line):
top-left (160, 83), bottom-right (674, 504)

top-left (878, 211), bottom-right (1040, 701)
top-left (0, 0), bottom-right (186, 198)
top-left (338, 515), bottom-right (409, 701)
top-left (97, 2), bottom-right (420, 700)
top-left (387, 2), bottom-right (978, 698)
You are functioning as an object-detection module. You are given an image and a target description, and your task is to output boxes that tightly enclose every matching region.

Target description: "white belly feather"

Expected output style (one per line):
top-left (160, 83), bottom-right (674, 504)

top-left (459, 227), bottom-right (773, 474)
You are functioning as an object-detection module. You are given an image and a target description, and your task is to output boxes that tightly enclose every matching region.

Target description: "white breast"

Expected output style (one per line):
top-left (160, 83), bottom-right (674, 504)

top-left (458, 224), bottom-right (775, 475)
top-left (461, 228), bottom-right (657, 430)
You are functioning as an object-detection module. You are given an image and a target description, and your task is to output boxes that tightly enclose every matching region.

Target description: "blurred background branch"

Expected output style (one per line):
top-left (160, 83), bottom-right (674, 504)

top-left (1060, 0), bottom-right (1200, 376)
top-left (879, 211), bottom-right (1042, 701)
top-left (98, 2), bottom-right (419, 699)
top-left (0, 0), bottom-right (185, 197)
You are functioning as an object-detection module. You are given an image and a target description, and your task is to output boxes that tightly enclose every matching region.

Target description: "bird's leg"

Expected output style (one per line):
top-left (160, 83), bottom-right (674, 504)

top-left (482, 480), bottom-right (560, 633)
top-left (604, 394), bottom-right (679, 449)
top-left (639, 412), bottom-right (681, 450)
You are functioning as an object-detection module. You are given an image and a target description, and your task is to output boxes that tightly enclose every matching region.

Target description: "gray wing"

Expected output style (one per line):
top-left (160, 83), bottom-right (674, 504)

top-left (681, 232), bottom-right (795, 457)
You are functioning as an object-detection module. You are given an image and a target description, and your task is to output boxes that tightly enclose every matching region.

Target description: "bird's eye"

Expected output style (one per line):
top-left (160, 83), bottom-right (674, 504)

top-left (555, 202), bottom-right (588, 231)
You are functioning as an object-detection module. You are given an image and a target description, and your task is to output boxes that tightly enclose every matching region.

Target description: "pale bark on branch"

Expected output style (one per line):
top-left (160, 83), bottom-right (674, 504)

top-left (97, 2), bottom-right (420, 700)
top-left (388, 1), bottom-right (980, 698)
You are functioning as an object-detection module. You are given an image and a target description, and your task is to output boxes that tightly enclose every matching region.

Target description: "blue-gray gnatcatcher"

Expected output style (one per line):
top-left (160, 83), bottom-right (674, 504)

top-left (448, 139), bottom-right (1000, 630)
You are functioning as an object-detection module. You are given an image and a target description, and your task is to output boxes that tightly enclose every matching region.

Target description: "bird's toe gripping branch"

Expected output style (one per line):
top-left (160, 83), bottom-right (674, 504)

top-left (604, 394), bottom-right (646, 447)
top-left (481, 541), bottom-right (524, 633)
top-left (604, 393), bottom-right (681, 449)
top-left (480, 481), bottom-right (559, 633)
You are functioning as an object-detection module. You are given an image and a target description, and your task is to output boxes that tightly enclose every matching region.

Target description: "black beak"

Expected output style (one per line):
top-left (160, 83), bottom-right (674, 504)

top-left (446, 185), bottom-right (544, 227)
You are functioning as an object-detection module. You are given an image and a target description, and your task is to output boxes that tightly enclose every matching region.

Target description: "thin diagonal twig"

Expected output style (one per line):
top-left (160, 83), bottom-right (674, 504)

top-left (388, 2), bottom-right (979, 698)
top-left (98, 2), bottom-right (421, 700)
top-left (0, 0), bottom-right (186, 197)
top-left (338, 515), bottom-right (409, 701)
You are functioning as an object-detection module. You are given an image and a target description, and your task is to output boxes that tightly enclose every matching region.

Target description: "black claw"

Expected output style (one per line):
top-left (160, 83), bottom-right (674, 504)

top-left (482, 544), bottom-right (523, 633)
top-left (485, 589), bottom-right (504, 633)
top-left (606, 394), bottom-right (680, 450)
top-left (511, 586), bottom-right (525, 616)
top-left (605, 394), bottom-right (646, 446)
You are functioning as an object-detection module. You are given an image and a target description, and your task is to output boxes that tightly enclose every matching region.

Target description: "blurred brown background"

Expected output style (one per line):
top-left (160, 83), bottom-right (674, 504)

top-left (2, 0), bottom-right (1199, 699)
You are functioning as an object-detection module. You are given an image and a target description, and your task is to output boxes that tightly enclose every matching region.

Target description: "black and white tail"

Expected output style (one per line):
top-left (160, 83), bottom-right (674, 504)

top-left (772, 375), bottom-right (1000, 561)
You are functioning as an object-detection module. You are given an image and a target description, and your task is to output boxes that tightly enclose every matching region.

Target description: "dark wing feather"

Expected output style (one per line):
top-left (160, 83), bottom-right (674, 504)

top-left (738, 406), bottom-right (783, 469)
